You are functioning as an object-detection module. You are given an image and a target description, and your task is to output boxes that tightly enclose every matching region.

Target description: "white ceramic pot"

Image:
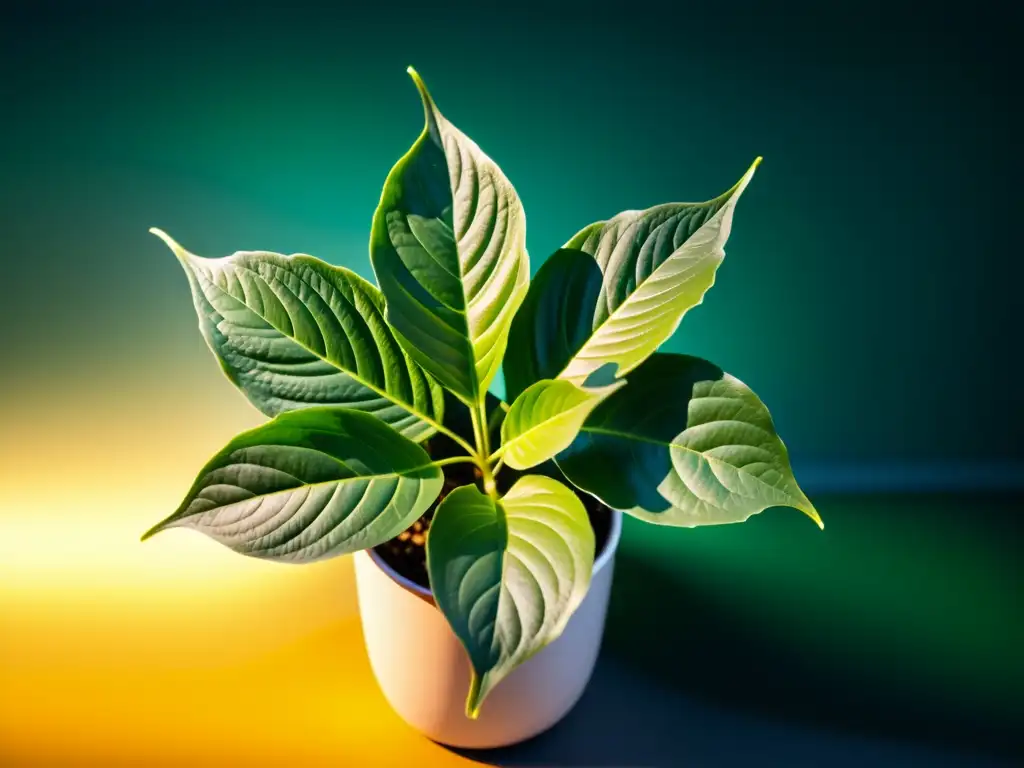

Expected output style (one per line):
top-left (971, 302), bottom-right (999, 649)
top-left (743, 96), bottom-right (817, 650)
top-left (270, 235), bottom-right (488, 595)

top-left (353, 509), bottom-right (622, 749)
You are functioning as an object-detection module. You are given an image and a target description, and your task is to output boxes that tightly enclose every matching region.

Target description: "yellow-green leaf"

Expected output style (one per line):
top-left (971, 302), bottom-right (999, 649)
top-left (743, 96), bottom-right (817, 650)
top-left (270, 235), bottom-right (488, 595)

top-left (558, 159), bottom-right (759, 386)
top-left (498, 379), bottom-right (623, 470)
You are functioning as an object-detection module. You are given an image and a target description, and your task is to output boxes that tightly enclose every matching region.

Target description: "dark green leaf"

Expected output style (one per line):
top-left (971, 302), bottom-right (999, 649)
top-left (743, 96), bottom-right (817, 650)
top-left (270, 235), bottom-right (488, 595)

top-left (557, 353), bottom-right (822, 528)
top-left (369, 68), bottom-right (529, 404)
top-left (426, 476), bottom-right (594, 717)
top-left (503, 248), bottom-right (602, 402)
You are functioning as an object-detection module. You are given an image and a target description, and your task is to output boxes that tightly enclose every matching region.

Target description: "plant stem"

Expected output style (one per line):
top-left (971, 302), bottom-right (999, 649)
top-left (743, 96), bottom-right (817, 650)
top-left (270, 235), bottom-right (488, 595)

top-left (469, 407), bottom-right (485, 458)
top-left (475, 399), bottom-right (492, 457)
top-left (479, 459), bottom-right (498, 499)
top-left (432, 456), bottom-right (480, 468)
top-left (470, 398), bottom-right (498, 499)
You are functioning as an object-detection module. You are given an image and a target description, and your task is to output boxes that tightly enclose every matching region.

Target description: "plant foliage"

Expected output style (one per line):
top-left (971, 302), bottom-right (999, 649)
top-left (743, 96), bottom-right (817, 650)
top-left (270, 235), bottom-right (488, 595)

top-left (144, 67), bottom-right (821, 718)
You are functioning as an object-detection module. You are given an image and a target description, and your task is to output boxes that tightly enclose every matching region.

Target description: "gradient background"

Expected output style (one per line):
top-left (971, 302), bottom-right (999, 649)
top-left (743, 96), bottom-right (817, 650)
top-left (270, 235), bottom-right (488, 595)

top-left (1, 1), bottom-right (1020, 765)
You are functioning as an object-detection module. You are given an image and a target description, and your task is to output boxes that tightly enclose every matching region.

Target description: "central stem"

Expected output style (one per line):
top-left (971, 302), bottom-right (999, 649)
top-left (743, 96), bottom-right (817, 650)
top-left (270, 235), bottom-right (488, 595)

top-left (471, 398), bottom-right (498, 499)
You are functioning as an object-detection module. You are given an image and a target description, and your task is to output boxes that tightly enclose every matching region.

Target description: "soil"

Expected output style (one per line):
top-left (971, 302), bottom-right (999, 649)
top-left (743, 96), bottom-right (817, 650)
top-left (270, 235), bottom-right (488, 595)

top-left (373, 433), bottom-right (613, 591)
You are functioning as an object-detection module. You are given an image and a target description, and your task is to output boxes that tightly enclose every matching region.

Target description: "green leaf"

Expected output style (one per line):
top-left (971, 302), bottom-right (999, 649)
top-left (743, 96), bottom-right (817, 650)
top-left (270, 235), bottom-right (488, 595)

top-left (369, 68), bottom-right (529, 404)
top-left (498, 379), bottom-right (623, 471)
top-left (152, 229), bottom-right (445, 443)
top-left (503, 160), bottom-right (759, 396)
top-left (426, 475), bottom-right (595, 717)
top-left (557, 353), bottom-right (822, 528)
top-left (142, 407), bottom-right (444, 561)
top-left (560, 159), bottom-right (760, 385)
top-left (503, 248), bottom-right (603, 402)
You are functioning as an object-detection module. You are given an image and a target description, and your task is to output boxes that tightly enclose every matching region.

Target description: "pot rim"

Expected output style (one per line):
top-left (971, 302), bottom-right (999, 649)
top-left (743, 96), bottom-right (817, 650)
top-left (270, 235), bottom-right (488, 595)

top-left (365, 505), bottom-right (624, 600)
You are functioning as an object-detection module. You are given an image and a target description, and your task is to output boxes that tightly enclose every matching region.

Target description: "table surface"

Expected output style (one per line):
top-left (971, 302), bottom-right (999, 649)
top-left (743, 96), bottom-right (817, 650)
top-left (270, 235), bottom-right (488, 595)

top-left (3, 523), bottom-right (1017, 767)
top-left (1, 407), bottom-right (1019, 766)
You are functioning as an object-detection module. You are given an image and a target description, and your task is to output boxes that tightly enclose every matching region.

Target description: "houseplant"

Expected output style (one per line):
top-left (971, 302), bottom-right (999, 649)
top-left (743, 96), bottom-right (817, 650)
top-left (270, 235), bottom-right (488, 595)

top-left (143, 67), bottom-right (822, 747)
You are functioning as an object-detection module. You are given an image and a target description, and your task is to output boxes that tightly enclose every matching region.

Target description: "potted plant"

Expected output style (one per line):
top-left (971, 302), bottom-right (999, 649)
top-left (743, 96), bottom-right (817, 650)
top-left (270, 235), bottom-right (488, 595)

top-left (142, 67), bottom-right (822, 749)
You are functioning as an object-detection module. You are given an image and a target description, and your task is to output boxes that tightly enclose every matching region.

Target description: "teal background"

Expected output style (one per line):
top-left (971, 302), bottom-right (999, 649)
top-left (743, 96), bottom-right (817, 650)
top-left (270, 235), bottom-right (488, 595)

top-left (2, 1), bottom-right (1020, 763)
top-left (3, 2), bottom-right (1019, 477)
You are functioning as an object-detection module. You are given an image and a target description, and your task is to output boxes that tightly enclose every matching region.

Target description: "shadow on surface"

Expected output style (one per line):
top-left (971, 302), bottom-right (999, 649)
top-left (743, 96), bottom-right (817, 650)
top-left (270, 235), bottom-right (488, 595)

top-left (454, 656), bottom-right (1006, 768)
top-left (454, 493), bottom-right (1022, 767)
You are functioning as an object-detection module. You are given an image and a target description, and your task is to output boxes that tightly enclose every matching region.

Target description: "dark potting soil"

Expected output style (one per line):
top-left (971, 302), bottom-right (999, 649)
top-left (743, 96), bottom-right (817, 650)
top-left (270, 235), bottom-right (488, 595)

top-left (373, 436), bottom-right (613, 591)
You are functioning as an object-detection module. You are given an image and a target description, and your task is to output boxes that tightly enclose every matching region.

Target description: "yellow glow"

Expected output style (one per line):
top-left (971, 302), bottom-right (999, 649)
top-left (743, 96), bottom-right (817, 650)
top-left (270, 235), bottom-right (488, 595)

top-left (0, 389), bottom-right (477, 765)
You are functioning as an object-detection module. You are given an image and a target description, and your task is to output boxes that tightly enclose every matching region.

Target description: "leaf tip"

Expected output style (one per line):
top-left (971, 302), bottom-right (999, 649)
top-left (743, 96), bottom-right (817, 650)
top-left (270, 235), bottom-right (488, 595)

top-left (742, 156), bottom-right (762, 182)
top-left (464, 671), bottom-right (484, 719)
top-left (141, 512), bottom-right (182, 542)
top-left (721, 156), bottom-right (762, 203)
top-left (405, 66), bottom-right (431, 103)
top-left (804, 504), bottom-right (825, 531)
top-left (149, 226), bottom-right (172, 248)
top-left (405, 66), bottom-right (440, 131)
top-left (149, 227), bottom-right (192, 267)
